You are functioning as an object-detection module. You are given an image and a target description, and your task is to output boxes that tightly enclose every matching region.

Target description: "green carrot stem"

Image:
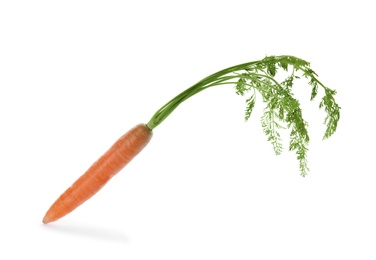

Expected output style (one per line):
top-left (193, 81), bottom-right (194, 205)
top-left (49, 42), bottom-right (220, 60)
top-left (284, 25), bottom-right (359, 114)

top-left (146, 60), bottom-right (259, 130)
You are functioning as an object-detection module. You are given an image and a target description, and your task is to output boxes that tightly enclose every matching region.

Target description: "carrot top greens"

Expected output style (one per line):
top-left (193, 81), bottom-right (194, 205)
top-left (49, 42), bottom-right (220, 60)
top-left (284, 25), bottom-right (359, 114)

top-left (147, 55), bottom-right (340, 176)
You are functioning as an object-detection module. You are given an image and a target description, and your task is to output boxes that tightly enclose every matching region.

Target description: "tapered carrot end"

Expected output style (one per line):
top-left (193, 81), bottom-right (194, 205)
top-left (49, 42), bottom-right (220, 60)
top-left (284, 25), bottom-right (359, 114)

top-left (42, 215), bottom-right (50, 224)
top-left (42, 211), bottom-right (54, 224)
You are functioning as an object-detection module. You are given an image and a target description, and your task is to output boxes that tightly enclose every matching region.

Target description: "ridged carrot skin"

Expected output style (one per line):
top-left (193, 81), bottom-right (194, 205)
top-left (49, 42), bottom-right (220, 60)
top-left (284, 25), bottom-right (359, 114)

top-left (43, 123), bottom-right (153, 224)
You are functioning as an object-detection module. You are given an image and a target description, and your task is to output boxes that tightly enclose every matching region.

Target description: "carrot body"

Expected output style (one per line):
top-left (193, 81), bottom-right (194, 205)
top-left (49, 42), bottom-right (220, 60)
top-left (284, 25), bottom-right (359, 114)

top-left (43, 123), bottom-right (153, 224)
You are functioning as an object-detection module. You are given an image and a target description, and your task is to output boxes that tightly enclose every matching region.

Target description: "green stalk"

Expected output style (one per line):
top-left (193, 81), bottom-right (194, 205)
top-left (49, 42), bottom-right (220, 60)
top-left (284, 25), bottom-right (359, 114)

top-left (146, 60), bottom-right (259, 130)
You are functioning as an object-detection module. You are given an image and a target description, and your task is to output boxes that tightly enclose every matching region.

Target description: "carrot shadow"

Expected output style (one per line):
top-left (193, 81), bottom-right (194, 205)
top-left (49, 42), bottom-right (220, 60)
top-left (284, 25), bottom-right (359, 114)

top-left (42, 221), bottom-right (129, 243)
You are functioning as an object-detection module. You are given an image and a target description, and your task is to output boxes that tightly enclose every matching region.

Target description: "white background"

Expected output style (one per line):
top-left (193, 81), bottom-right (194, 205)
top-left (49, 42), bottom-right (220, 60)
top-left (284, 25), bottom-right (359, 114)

top-left (1, 0), bottom-right (375, 259)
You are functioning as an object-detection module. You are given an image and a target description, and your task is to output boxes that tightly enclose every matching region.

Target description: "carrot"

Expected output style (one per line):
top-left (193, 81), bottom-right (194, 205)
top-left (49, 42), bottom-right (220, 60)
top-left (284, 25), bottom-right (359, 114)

top-left (43, 123), bottom-right (152, 224)
top-left (43, 55), bottom-right (340, 224)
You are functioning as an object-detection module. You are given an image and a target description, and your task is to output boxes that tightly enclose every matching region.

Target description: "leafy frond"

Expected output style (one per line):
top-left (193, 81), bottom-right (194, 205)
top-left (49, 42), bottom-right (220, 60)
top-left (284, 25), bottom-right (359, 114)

top-left (245, 93), bottom-right (256, 121)
top-left (320, 88), bottom-right (341, 139)
top-left (261, 104), bottom-right (283, 155)
top-left (235, 74), bottom-right (247, 96)
top-left (231, 55), bottom-right (339, 176)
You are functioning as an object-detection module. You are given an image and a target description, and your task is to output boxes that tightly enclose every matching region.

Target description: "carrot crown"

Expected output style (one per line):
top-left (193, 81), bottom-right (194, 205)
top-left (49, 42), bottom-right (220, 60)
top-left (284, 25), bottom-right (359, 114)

top-left (147, 55), bottom-right (340, 176)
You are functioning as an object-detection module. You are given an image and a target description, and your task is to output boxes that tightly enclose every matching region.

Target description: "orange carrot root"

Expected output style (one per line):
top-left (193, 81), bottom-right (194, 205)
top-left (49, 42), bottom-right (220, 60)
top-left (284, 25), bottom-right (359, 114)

top-left (43, 123), bottom-right (152, 224)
